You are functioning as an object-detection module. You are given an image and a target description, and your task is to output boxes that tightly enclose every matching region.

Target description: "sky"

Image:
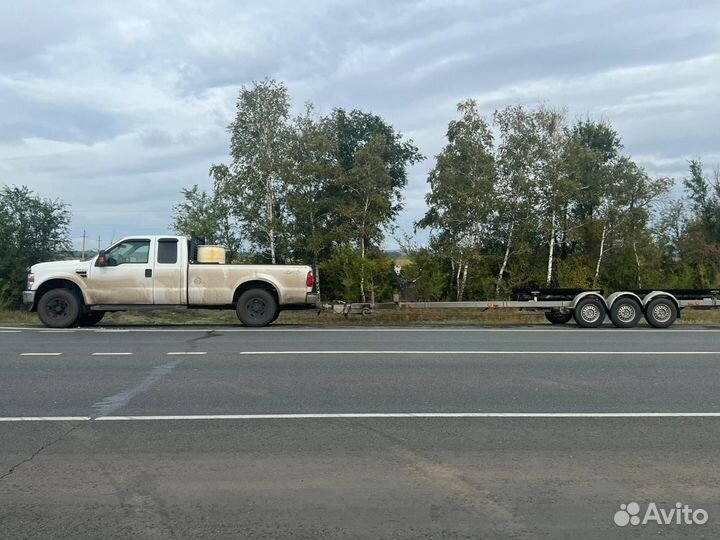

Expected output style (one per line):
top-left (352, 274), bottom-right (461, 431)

top-left (1, 0), bottom-right (719, 251)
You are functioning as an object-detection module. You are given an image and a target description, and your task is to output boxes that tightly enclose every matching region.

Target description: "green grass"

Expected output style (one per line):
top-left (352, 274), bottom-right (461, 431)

top-left (2, 306), bottom-right (720, 327)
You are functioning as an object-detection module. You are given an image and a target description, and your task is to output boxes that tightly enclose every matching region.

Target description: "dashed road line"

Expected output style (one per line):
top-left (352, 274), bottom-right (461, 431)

top-left (91, 352), bottom-right (133, 356)
top-left (167, 352), bottom-right (207, 355)
top-left (20, 352), bottom-right (62, 356)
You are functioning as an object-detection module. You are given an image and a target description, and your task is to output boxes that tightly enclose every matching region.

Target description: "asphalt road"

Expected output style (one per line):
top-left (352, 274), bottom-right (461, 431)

top-left (1, 325), bottom-right (719, 539)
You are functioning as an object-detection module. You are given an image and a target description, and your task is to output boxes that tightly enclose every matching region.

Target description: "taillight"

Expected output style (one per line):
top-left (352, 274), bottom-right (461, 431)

top-left (306, 271), bottom-right (314, 289)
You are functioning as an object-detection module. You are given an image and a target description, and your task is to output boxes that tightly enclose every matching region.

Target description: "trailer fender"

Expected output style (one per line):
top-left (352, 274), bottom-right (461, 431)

top-left (570, 291), bottom-right (607, 311)
top-left (642, 291), bottom-right (680, 316)
top-left (606, 291), bottom-right (643, 310)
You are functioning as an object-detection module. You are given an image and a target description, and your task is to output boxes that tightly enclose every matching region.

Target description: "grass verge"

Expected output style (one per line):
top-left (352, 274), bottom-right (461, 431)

top-left (2, 307), bottom-right (719, 327)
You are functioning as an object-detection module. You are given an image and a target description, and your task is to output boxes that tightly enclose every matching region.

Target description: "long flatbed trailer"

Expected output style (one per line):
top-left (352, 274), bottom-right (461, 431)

top-left (324, 288), bottom-right (720, 328)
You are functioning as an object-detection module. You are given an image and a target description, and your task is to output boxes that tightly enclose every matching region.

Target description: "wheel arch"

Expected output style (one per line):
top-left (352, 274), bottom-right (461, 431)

top-left (33, 278), bottom-right (86, 311)
top-left (570, 291), bottom-right (607, 310)
top-left (606, 291), bottom-right (643, 309)
top-left (232, 280), bottom-right (280, 306)
top-left (642, 291), bottom-right (681, 319)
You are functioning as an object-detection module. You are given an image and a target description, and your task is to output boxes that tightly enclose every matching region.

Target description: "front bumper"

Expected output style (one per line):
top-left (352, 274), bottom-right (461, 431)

top-left (22, 291), bottom-right (36, 310)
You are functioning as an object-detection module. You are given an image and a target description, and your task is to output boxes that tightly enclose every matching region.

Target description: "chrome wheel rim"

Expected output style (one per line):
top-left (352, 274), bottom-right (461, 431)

top-left (617, 303), bottom-right (636, 323)
top-left (580, 304), bottom-right (601, 323)
top-left (652, 303), bottom-right (671, 323)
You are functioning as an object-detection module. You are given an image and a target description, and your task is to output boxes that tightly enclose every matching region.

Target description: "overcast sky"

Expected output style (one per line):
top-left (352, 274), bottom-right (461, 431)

top-left (1, 0), bottom-right (719, 251)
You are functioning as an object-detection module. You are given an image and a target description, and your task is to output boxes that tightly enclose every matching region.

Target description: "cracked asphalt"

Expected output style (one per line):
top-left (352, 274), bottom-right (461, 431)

top-left (1, 325), bottom-right (719, 539)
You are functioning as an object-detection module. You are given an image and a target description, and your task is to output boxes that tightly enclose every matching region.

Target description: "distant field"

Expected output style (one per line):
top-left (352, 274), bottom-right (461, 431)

top-left (2, 307), bottom-right (720, 327)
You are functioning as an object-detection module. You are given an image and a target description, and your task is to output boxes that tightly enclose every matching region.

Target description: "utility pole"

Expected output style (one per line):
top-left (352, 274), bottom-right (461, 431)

top-left (81, 230), bottom-right (87, 259)
top-left (97, 235), bottom-right (101, 253)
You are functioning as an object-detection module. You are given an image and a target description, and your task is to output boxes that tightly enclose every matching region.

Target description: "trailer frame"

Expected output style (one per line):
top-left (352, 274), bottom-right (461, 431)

top-left (322, 288), bottom-right (719, 328)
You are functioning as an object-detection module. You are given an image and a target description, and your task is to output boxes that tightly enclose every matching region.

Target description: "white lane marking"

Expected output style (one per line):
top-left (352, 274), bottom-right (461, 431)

top-left (167, 352), bottom-right (207, 355)
top-left (40, 330), bottom-right (75, 333)
top-left (239, 350), bottom-right (720, 355)
top-left (0, 417), bottom-right (91, 422)
top-left (20, 352), bottom-right (62, 356)
top-left (2, 412), bottom-right (720, 422)
top-left (0, 330), bottom-right (21, 333)
top-left (3, 326), bottom-right (719, 334)
top-left (91, 352), bottom-right (133, 356)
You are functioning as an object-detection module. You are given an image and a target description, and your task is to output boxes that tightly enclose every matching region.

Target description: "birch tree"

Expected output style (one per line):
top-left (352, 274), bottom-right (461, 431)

top-left (213, 78), bottom-right (291, 263)
top-left (417, 100), bottom-right (497, 300)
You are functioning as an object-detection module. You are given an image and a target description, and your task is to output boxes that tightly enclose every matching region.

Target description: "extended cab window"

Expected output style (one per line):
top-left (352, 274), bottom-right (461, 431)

top-left (105, 240), bottom-right (150, 266)
top-left (157, 239), bottom-right (178, 264)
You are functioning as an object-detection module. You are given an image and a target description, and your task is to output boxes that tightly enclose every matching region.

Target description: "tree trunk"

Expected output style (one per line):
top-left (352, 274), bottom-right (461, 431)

top-left (360, 236), bottom-right (366, 303)
top-left (593, 224), bottom-right (606, 287)
top-left (633, 241), bottom-right (642, 289)
top-left (456, 261), bottom-right (468, 301)
top-left (450, 258), bottom-right (456, 298)
top-left (266, 176), bottom-right (276, 264)
top-left (545, 210), bottom-right (556, 286)
top-left (496, 227), bottom-right (513, 296)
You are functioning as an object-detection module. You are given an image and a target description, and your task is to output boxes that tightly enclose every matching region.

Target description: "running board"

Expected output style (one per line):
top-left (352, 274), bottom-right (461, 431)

top-left (89, 305), bottom-right (188, 312)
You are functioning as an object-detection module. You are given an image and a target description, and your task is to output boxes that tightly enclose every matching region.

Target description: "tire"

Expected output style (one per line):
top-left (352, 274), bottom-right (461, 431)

top-left (609, 298), bottom-right (642, 328)
top-left (37, 288), bottom-right (81, 328)
top-left (645, 298), bottom-right (677, 328)
top-left (572, 297), bottom-right (606, 328)
top-left (236, 289), bottom-right (278, 327)
top-left (545, 311), bottom-right (572, 325)
top-left (77, 311), bottom-right (105, 327)
top-left (269, 310), bottom-right (280, 324)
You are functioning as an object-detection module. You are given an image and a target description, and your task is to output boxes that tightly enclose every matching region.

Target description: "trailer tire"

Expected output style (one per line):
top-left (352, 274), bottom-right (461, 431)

top-left (645, 298), bottom-right (677, 328)
top-left (545, 311), bottom-right (572, 325)
top-left (609, 298), bottom-right (642, 328)
top-left (572, 297), bottom-right (606, 328)
top-left (236, 289), bottom-right (278, 327)
top-left (77, 311), bottom-right (105, 327)
top-left (37, 288), bottom-right (81, 328)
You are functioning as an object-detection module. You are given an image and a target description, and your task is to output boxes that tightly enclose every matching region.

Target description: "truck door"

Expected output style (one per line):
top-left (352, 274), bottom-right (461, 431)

top-left (153, 238), bottom-right (184, 304)
top-left (88, 238), bottom-right (154, 304)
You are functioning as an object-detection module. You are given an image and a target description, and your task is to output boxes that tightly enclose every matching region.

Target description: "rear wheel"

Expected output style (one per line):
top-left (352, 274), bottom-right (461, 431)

top-left (545, 311), bottom-right (572, 325)
top-left (77, 311), bottom-right (105, 327)
top-left (236, 289), bottom-right (278, 327)
top-left (609, 298), bottom-right (642, 328)
top-left (37, 289), bottom-right (81, 328)
top-left (572, 297), bottom-right (606, 328)
top-left (645, 298), bottom-right (677, 328)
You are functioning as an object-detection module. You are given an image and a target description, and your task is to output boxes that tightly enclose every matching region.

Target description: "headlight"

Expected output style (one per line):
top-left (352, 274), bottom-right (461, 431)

top-left (26, 274), bottom-right (35, 289)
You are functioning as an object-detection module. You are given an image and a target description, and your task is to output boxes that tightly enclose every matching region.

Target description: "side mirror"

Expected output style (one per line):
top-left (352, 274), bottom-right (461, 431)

top-left (96, 250), bottom-right (107, 267)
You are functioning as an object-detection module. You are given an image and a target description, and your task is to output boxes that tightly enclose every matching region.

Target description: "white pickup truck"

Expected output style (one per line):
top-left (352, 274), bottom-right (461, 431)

top-left (23, 235), bottom-right (318, 328)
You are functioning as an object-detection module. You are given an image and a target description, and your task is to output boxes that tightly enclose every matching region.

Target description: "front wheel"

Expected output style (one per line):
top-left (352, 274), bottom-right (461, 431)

top-left (37, 289), bottom-right (81, 328)
top-left (236, 289), bottom-right (278, 327)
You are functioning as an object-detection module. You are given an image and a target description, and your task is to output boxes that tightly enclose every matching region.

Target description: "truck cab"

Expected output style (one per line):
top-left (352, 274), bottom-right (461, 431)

top-left (24, 235), bottom-right (318, 328)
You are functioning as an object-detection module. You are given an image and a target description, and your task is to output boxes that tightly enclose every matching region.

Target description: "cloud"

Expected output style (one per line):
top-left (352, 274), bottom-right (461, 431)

top-left (0, 0), bottom-right (718, 249)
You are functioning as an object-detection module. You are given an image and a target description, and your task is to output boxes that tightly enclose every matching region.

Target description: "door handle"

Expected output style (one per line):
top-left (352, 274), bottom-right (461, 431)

top-left (145, 269), bottom-right (152, 278)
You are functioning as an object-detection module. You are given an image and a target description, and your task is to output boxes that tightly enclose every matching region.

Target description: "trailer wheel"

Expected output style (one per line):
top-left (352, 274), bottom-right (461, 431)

top-left (37, 288), bottom-right (81, 328)
top-left (236, 289), bottom-right (278, 327)
top-left (77, 311), bottom-right (105, 327)
top-left (609, 298), bottom-right (642, 328)
top-left (645, 298), bottom-right (677, 328)
top-left (545, 311), bottom-right (572, 325)
top-left (572, 297), bottom-right (605, 328)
